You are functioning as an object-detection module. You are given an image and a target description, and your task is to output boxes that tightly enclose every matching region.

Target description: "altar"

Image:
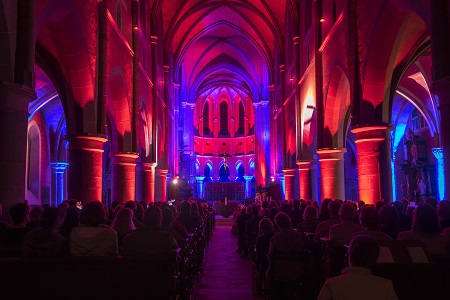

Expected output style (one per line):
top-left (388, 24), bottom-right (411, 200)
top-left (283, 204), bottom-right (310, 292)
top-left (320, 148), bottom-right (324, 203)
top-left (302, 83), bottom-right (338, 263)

top-left (204, 182), bottom-right (245, 202)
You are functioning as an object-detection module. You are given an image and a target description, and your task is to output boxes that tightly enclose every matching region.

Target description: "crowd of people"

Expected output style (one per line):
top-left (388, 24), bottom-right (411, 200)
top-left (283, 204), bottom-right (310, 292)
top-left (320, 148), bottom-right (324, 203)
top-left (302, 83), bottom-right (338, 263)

top-left (232, 197), bottom-right (450, 299)
top-left (0, 198), bottom-right (213, 258)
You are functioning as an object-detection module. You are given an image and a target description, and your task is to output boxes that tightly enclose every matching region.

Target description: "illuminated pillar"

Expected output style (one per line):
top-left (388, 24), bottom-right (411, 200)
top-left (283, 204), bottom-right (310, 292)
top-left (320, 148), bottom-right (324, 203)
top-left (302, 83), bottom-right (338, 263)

top-left (244, 176), bottom-right (253, 199)
top-left (196, 176), bottom-right (205, 199)
top-left (282, 169), bottom-right (296, 201)
top-left (51, 162), bottom-right (68, 206)
top-left (0, 83), bottom-right (35, 215)
top-left (155, 169), bottom-right (168, 202)
top-left (432, 148), bottom-right (445, 201)
top-left (110, 153), bottom-right (138, 203)
top-left (297, 161), bottom-right (312, 201)
top-left (431, 79), bottom-right (450, 201)
top-left (67, 135), bottom-right (107, 204)
top-left (317, 148), bottom-right (346, 201)
top-left (253, 100), bottom-right (270, 186)
top-left (141, 162), bottom-right (157, 203)
top-left (351, 125), bottom-right (393, 205)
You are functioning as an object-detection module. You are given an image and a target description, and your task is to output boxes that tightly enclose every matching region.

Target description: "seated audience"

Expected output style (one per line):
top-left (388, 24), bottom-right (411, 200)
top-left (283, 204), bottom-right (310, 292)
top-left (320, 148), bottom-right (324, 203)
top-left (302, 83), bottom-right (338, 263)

top-left (124, 200), bottom-right (143, 228)
top-left (255, 218), bottom-right (275, 272)
top-left (122, 207), bottom-right (178, 256)
top-left (329, 204), bottom-right (363, 245)
top-left (393, 201), bottom-right (411, 230)
top-left (318, 235), bottom-right (398, 300)
top-left (297, 206), bottom-right (320, 234)
top-left (318, 198), bottom-right (333, 221)
top-left (21, 207), bottom-right (69, 257)
top-left (314, 201), bottom-right (342, 242)
top-left (268, 212), bottom-right (305, 261)
top-left (70, 201), bottom-right (118, 256)
top-left (379, 205), bottom-right (401, 239)
top-left (110, 208), bottom-right (136, 254)
top-left (0, 202), bottom-right (31, 256)
top-left (161, 208), bottom-right (187, 244)
top-left (236, 206), bottom-right (251, 254)
top-left (26, 206), bottom-right (44, 229)
top-left (353, 206), bottom-right (392, 241)
top-left (437, 200), bottom-right (450, 229)
top-left (59, 202), bottom-right (80, 239)
top-left (177, 201), bottom-right (202, 232)
top-left (243, 205), bottom-right (262, 258)
top-left (398, 203), bottom-right (447, 256)
top-left (289, 199), bottom-right (303, 228)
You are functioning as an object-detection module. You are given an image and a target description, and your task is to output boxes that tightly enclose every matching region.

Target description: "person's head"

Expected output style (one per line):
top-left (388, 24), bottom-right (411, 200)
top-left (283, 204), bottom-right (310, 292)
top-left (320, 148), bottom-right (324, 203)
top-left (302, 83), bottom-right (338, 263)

top-left (375, 200), bottom-right (387, 211)
top-left (180, 201), bottom-right (191, 215)
top-left (392, 201), bottom-right (405, 214)
top-left (143, 206), bottom-right (162, 227)
top-left (280, 203), bottom-right (291, 214)
top-left (111, 200), bottom-right (120, 209)
top-left (319, 198), bottom-right (332, 219)
top-left (268, 200), bottom-right (278, 209)
top-left (348, 235), bottom-right (380, 268)
top-left (359, 206), bottom-right (380, 230)
top-left (379, 205), bottom-right (399, 228)
top-left (400, 199), bottom-right (409, 213)
top-left (293, 199), bottom-right (300, 209)
top-left (412, 203), bottom-right (441, 233)
top-left (274, 212), bottom-right (292, 229)
top-left (268, 207), bottom-right (279, 222)
top-left (328, 200), bottom-right (342, 218)
top-left (303, 206), bottom-right (319, 221)
top-left (29, 206), bottom-right (44, 223)
top-left (251, 205), bottom-right (260, 217)
top-left (9, 202), bottom-right (29, 225)
top-left (162, 207), bottom-right (175, 225)
top-left (339, 203), bottom-right (356, 221)
top-left (437, 200), bottom-right (450, 222)
top-left (79, 201), bottom-right (106, 227)
top-left (424, 197), bottom-right (438, 210)
top-left (259, 218), bottom-right (274, 235)
top-left (262, 200), bottom-right (268, 209)
top-left (139, 201), bottom-right (148, 210)
top-left (124, 200), bottom-right (137, 212)
top-left (41, 207), bottom-right (61, 229)
top-left (110, 208), bottom-right (135, 235)
top-left (135, 202), bottom-right (144, 221)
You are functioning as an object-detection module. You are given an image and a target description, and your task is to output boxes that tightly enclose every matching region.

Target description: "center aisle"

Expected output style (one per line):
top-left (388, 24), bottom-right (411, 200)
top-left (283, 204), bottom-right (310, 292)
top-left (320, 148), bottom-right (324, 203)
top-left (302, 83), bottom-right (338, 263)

top-left (195, 222), bottom-right (264, 300)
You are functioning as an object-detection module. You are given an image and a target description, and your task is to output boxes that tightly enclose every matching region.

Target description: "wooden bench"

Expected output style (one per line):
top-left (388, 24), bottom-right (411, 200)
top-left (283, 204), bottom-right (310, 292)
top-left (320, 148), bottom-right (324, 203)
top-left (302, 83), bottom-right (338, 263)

top-left (0, 250), bottom-right (180, 300)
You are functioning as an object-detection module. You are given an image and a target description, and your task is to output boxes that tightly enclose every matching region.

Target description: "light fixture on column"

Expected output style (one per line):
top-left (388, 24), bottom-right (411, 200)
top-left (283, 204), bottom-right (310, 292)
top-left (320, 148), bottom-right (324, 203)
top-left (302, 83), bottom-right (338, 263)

top-left (319, 17), bottom-right (325, 23)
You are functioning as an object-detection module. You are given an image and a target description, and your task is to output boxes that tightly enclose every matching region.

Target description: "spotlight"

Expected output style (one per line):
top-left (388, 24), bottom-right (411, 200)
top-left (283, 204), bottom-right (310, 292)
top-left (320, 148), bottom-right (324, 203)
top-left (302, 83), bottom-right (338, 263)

top-left (319, 17), bottom-right (325, 23)
top-left (173, 178), bottom-right (178, 184)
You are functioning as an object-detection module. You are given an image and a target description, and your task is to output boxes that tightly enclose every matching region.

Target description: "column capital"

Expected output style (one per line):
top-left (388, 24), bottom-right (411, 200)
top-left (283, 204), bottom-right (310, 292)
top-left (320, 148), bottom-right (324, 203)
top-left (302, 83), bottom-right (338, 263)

top-left (141, 162), bottom-right (157, 170)
top-left (282, 169), bottom-right (296, 176)
top-left (296, 160), bottom-right (311, 170)
top-left (351, 123), bottom-right (393, 142)
top-left (243, 175), bottom-right (254, 181)
top-left (182, 101), bottom-right (195, 109)
top-left (66, 135), bottom-right (107, 151)
top-left (432, 147), bottom-right (444, 160)
top-left (0, 81), bottom-right (36, 111)
top-left (156, 169), bottom-right (169, 176)
top-left (196, 176), bottom-right (205, 181)
top-left (110, 152), bottom-right (139, 165)
top-left (317, 148), bottom-right (346, 160)
top-left (51, 162), bottom-right (68, 172)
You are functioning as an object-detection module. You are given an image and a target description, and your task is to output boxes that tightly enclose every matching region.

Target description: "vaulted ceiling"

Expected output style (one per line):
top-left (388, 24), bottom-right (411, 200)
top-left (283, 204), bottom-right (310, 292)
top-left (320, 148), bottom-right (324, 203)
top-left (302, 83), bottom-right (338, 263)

top-left (152, 0), bottom-right (293, 103)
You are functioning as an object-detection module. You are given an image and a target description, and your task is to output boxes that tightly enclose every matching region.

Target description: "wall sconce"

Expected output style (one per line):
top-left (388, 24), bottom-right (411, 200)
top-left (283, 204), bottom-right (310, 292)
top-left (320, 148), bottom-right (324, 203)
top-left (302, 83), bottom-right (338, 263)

top-left (319, 17), bottom-right (325, 23)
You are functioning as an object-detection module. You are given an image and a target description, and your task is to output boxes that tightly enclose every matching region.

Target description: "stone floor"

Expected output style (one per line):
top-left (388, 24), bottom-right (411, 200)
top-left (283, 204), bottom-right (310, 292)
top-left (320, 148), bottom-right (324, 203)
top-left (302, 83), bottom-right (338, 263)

top-left (195, 222), bottom-right (265, 300)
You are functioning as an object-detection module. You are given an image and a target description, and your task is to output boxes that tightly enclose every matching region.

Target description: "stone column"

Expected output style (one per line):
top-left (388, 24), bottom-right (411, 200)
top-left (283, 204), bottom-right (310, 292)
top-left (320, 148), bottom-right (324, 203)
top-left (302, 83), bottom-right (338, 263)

top-left (244, 176), bottom-right (253, 199)
top-left (140, 162), bottom-right (157, 203)
top-left (282, 169), bottom-right (296, 201)
top-left (297, 161), bottom-right (312, 201)
top-left (431, 79), bottom-right (450, 201)
top-left (432, 148), bottom-right (445, 201)
top-left (0, 83), bottom-right (36, 214)
top-left (51, 162), bottom-right (68, 207)
top-left (155, 169), bottom-right (168, 202)
top-left (110, 152), bottom-right (139, 203)
top-left (66, 135), bottom-right (107, 204)
top-left (196, 176), bottom-right (205, 199)
top-left (351, 124), bottom-right (393, 205)
top-left (317, 148), bottom-right (346, 201)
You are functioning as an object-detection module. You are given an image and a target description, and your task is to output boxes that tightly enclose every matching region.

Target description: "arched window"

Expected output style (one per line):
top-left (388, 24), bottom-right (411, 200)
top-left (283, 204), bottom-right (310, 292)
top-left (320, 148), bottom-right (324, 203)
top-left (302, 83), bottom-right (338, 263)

top-left (203, 102), bottom-right (210, 136)
top-left (237, 102), bottom-right (245, 136)
top-left (219, 102), bottom-right (229, 137)
top-left (27, 125), bottom-right (40, 199)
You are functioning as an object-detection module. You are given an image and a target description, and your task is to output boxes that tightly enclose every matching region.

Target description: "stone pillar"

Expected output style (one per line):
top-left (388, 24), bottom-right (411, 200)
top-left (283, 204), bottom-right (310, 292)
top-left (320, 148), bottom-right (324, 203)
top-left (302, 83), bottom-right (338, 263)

top-left (351, 124), bottom-right (393, 205)
top-left (110, 152), bottom-right (138, 203)
top-left (253, 100), bottom-right (270, 186)
top-left (297, 161), bottom-right (312, 201)
top-left (196, 176), bottom-right (205, 199)
top-left (317, 148), bottom-right (346, 201)
top-left (244, 176), bottom-right (253, 199)
top-left (66, 135), bottom-right (107, 204)
top-left (432, 148), bottom-right (445, 201)
top-left (431, 79), bottom-right (450, 201)
top-left (0, 83), bottom-right (36, 215)
top-left (140, 162), bottom-right (157, 203)
top-left (155, 169), bottom-right (168, 202)
top-left (282, 169), bottom-right (296, 201)
top-left (51, 162), bottom-right (68, 207)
